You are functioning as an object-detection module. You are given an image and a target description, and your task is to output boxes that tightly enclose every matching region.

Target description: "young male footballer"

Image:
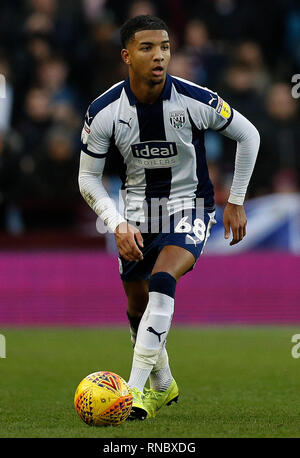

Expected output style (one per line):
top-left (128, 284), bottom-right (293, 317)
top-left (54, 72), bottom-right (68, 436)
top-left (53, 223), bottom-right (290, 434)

top-left (78, 15), bottom-right (260, 420)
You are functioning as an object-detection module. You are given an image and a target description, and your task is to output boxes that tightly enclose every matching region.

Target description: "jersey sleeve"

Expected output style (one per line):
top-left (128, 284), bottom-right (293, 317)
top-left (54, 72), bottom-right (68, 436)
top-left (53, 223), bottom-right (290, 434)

top-left (196, 93), bottom-right (234, 131)
top-left (78, 151), bottom-right (126, 232)
top-left (80, 105), bottom-right (112, 158)
top-left (175, 78), bottom-right (259, 205)
top-left (169, 77), bottom-right (234, 132)
top-left (208, 96), bottom-right (234, 131)
top-left (219, 109), bottom-right (260, 205)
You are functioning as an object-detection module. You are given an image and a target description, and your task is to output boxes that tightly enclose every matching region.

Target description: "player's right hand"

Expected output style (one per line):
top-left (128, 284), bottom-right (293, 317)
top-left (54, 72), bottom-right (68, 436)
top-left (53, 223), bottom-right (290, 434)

top-left (114, 222), bottom-right (144, 262)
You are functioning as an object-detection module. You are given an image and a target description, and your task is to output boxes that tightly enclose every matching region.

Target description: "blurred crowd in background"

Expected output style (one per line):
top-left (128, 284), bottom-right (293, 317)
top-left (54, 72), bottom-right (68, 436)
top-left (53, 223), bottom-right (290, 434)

top-left (0, 0), bottom-right (299, 235)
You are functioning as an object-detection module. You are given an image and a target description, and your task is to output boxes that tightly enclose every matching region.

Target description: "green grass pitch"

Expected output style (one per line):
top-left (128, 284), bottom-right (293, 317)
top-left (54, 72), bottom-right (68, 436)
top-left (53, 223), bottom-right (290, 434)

top-left (0, 326), bottom-right (299, 438)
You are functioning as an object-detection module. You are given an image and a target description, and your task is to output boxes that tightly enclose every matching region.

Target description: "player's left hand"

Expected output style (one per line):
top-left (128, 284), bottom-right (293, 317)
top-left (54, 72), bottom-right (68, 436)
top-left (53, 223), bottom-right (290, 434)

top-left (223, 202), bottom-right (247, 246)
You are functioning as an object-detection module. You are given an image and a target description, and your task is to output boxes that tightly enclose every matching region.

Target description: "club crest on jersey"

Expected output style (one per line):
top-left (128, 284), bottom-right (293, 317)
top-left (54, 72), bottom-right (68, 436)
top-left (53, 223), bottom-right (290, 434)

top-left (169, 111), bottom-right (186, 130)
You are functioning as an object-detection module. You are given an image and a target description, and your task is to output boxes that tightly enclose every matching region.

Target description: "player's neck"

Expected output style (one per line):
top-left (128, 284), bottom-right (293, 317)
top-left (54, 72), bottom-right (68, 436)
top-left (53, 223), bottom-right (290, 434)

top-left (128, 73), bottom-right (166, 104)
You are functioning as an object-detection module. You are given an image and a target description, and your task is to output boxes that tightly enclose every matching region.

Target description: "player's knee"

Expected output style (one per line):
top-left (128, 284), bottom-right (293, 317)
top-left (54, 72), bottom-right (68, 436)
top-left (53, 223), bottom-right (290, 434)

top-left (146, 272), bottom-right (176, 319)
top-left (149, 272), bottom-right (177, 299)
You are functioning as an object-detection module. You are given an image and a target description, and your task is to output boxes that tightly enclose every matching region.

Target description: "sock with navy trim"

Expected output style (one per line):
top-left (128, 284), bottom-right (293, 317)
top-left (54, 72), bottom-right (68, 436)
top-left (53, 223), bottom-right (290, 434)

top-left (128, 272), bottom-right (176, 392)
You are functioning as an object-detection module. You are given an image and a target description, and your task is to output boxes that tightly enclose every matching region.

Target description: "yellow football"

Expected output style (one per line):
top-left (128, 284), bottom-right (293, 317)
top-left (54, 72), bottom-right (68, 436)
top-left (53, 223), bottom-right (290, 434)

top-left (74, 371), bottom-right (132, 426)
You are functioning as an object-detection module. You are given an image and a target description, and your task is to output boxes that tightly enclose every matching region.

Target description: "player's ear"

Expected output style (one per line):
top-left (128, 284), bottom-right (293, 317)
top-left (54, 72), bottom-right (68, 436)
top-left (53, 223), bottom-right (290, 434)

top-left (121, 49), bottom-right (131, 65)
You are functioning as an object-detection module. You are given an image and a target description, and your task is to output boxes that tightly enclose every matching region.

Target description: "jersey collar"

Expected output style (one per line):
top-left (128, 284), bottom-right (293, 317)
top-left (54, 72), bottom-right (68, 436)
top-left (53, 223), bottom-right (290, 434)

top-left (124, 73), bottom-right (172, 105)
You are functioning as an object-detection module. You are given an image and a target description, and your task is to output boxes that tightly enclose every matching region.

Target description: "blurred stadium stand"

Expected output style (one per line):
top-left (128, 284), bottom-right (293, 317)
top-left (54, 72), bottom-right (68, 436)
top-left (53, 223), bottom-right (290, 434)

top-left (0, 1), bottom-right (299, 324)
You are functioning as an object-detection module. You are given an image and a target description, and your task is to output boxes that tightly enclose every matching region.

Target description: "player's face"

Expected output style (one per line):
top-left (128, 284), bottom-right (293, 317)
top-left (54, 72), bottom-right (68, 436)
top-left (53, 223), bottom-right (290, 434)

top-left (123, 29), bottom-right (171, 85)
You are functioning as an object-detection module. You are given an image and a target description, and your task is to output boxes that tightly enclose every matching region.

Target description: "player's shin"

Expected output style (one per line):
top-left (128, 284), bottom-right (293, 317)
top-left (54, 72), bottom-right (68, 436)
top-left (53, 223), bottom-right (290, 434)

top-left (126, 311), bottom-right (141, 347)
top-left (127, 311), bottom-right (173, 390)
top-left (127, 272), bottom-right (176, 392)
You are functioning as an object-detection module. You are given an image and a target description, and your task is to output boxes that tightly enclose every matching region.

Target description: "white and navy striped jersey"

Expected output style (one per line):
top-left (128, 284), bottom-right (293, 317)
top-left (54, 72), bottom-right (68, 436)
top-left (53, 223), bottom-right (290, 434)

top-left (80, 74), bottom-right (235, 223)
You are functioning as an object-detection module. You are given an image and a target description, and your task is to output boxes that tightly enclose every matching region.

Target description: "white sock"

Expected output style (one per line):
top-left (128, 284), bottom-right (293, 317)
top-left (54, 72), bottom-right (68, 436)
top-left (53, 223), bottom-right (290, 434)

top-left (127, 368), bottom-right (150, 393)
top-left (128, 319), bottom-right (173, 390)
top-left (149, 344), bottom-right (173, 391)
top-left (127, 291), bottom-right (174, 392)
top-left (150, 367), bottom-right (173, 391)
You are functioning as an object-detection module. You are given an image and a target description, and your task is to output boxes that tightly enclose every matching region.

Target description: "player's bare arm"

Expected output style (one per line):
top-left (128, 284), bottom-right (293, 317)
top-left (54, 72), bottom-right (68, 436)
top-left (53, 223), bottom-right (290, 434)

top-left (223, 202), bottom-right (247, 246)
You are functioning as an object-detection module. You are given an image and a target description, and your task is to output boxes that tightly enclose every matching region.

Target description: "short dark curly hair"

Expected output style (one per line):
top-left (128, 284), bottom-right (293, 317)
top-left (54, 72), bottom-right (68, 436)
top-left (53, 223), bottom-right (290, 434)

top-left (120, 15), bottom-right (169, 48)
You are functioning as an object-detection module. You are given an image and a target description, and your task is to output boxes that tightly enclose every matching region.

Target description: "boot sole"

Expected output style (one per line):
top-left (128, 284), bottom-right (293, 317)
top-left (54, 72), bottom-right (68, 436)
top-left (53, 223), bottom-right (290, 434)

top-left (166, 394), bottom-right (179, 406)
top-left (127, 406), bottom-right (148, 421)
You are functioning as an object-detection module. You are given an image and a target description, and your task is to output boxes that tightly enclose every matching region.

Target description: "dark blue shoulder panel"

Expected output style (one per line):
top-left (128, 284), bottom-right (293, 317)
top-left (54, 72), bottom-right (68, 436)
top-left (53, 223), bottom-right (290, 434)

top-left (171, 76), bottom-right (218, 109)
top-left (85, 82), bottom-right (124, 126)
